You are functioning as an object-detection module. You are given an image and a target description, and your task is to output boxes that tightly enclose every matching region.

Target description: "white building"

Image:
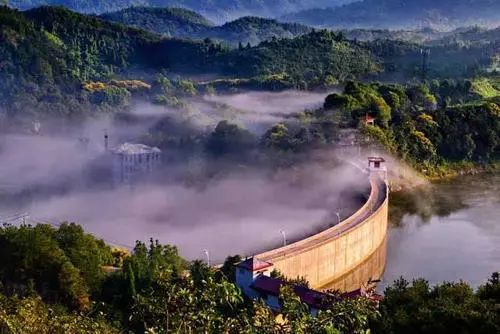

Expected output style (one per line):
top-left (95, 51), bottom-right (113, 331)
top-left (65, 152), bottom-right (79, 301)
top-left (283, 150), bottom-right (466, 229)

top-left (111, 143), bottom-right (161, 184)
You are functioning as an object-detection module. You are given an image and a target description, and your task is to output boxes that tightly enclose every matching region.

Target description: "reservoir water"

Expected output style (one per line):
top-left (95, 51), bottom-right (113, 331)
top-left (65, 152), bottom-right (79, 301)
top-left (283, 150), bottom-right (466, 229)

top-left (381, 173), bottom-right (500, 289)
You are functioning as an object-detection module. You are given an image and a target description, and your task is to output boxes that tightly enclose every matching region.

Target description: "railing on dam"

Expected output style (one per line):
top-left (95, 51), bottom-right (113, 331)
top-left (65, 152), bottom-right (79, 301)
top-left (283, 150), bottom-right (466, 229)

top-left (256, 173), bottom-right (389, 289)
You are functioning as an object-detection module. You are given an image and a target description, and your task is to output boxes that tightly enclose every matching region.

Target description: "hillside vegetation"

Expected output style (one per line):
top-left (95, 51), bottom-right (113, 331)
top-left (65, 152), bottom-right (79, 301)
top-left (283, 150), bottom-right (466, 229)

top-left (198, 16), bottom-right (311, 47)
top-left (0, 5), bottom-right (378, 122)
top-left (2, 4), bottom-right (497, 125)
top-left (322, 78), bottom-right (500, 174)
top-left (216, 30), bottom-right (377, 88)
top-left (363, 31), bottom-right (499, 80)
top-left (0, 222), bottom-right (499, 333)
top-left (0, 5), bottom-right (230, 120)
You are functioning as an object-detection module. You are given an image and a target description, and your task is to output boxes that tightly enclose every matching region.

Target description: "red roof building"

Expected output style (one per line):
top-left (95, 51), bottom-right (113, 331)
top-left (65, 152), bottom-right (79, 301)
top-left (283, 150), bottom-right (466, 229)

top-left (364, 114), bottom-right (376, 126)
top-left (235, 257), bottom-right (383, 315)
top-left (237, 258), bottom-right (273, 272)
top-left (251, 275), bottom-right (329, 310)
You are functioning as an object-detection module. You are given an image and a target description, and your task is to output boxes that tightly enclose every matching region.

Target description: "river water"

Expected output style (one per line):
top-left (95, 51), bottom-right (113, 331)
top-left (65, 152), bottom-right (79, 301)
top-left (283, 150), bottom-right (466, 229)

top-left (381, 172), bottom-right (500, 289)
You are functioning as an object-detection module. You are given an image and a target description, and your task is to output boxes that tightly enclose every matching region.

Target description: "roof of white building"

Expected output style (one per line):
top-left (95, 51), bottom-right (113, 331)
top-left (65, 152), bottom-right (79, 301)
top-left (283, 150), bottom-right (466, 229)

top-left (111, 143), bottom-right (161, 155)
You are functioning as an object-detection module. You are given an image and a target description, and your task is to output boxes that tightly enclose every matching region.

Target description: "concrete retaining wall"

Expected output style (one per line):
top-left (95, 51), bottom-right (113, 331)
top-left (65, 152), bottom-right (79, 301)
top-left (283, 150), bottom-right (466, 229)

top-left (319, 236), bottom-right (387, 292)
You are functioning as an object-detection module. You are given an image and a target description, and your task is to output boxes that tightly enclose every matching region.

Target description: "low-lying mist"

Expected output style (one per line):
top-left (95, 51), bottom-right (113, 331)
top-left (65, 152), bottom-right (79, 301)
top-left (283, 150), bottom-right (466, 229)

top-left (24, 163), bottom-right (367, 262)
top-left (199, 89), bottom-right (339, 134)
top-left (0, 89), bottom-right (371, 263)
top-left (204, 90), bottom-right (335, 115)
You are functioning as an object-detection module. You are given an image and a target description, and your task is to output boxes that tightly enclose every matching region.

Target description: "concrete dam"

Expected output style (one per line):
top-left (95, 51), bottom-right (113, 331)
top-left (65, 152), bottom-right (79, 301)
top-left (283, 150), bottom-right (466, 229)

top-left (255, 163), bottom-right (389, 290)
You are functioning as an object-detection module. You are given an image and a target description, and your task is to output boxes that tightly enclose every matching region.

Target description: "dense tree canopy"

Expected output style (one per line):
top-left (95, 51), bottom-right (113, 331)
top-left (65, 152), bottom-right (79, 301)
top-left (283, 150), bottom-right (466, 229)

top-left (322, 78), bottom-right (500, 173)
top-left (373, 275), bottom-right (500, 334)
top-left (0, 5), bottom-right (379, 123)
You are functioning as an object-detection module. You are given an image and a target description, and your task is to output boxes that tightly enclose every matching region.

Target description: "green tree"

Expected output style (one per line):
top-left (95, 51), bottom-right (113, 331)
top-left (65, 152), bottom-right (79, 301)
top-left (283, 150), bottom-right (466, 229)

top-left (206, 120), bottom-right (256, 156)
top-left (261, 123), bottom-right (292, 151)
top-left (55, 223), bottom-right (113, 294)
top-left (477, 272), bottom-right (500, 303)
top-left (218, 255), bottom-right (242, 283)
top-left (0, 294), bottom-right (118, 334)
top-left (373, 277), bottom-right (500, 334)
top-left (130, 266), bottom-right (245, 333)
top-left (0, 224), bottom-right (90, 310)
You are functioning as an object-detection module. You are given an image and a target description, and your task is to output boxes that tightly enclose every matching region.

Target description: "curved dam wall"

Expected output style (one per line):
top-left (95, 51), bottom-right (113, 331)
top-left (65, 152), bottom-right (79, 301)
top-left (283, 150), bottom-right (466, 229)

top-left (256, 175), bottom-right (389, 289)
top-left (319, 236), bottom-right (387, 292)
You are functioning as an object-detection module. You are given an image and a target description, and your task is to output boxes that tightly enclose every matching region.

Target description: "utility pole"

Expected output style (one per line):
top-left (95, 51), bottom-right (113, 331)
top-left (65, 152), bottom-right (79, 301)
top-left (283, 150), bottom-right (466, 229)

top-left (104, 129), bottom-right (109, 152)
top-left (280, 230), bottom-right (287, 247)
top-left (203, 249), bottom-right (210, 267)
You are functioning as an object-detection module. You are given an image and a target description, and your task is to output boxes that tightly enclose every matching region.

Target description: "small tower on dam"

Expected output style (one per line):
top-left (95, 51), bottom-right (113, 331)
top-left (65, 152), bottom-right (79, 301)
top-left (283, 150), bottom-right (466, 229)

top-left (367, 156), bottom-right (387, 181)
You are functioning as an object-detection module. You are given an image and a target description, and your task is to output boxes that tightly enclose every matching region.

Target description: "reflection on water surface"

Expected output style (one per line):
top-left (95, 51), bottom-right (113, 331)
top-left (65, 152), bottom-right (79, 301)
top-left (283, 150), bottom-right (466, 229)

top-left (382, 173), bottom-right (500, 289)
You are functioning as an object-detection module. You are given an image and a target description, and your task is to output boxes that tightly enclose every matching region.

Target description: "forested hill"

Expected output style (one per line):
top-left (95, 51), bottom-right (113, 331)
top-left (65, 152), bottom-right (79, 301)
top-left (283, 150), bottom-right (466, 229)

top-left (1, 5), bottom-right (376, 82)
top-left (6, 5), bottom-right (224, 76)
top-left (0, 5), bottom-right (378, 120)
top-left (100, 7), bottom-right (215, 38)
top-left (210, 17), bottom-right (311, 47)
top-left (101, 7), bottom-right (311, 47)
top-left (9, 0), bottom-right (352, 22)
top-left (216, 30), bottom-right (377, 86)
top-left (0, 5), bottom-right (228, 119)
top-left (283, 0), bottom-right (500, 29)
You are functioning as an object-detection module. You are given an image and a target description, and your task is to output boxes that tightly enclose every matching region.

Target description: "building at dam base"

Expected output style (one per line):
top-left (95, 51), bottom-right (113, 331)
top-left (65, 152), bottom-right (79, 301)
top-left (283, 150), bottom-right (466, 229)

top-left (235, 257), bottom-right (383, 315)
top-left (235, 158), bottom-right (389, 307)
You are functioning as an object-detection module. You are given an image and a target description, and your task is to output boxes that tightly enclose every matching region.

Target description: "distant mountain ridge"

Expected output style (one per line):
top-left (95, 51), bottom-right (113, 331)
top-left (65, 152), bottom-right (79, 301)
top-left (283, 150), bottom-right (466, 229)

top-left (100, 7), bottom-right (311, 46)
top-left (8, 0), bottom-right (354, 23)
top-left (100, 7), bottom-right (215, 37)
top-left (212, 16), bottom-right (311, 46)
top-left (282, 0), bottom-right (500, 29)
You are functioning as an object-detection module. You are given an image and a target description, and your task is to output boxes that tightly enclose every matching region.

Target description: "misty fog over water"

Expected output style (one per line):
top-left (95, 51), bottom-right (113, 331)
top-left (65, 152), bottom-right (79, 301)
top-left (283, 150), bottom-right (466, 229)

top-left (0, 89), bottom-right (369, 263)
top-left (3, 86), bottom-right (497, 282)
top-left (0, 133), bottom-right (367, 262)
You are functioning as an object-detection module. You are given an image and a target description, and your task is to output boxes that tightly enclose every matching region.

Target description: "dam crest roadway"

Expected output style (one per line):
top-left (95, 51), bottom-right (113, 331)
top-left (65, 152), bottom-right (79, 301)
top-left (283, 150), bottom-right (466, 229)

top-left (254, 157), bottom-right (389, 290)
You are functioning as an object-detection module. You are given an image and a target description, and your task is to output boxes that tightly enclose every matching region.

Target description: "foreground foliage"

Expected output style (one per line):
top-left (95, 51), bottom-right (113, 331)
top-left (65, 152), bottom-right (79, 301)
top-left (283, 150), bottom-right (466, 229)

top-left (373, 275), bottom-right (500, 334)
top-left (0, 223), bottom-right (499, 333)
